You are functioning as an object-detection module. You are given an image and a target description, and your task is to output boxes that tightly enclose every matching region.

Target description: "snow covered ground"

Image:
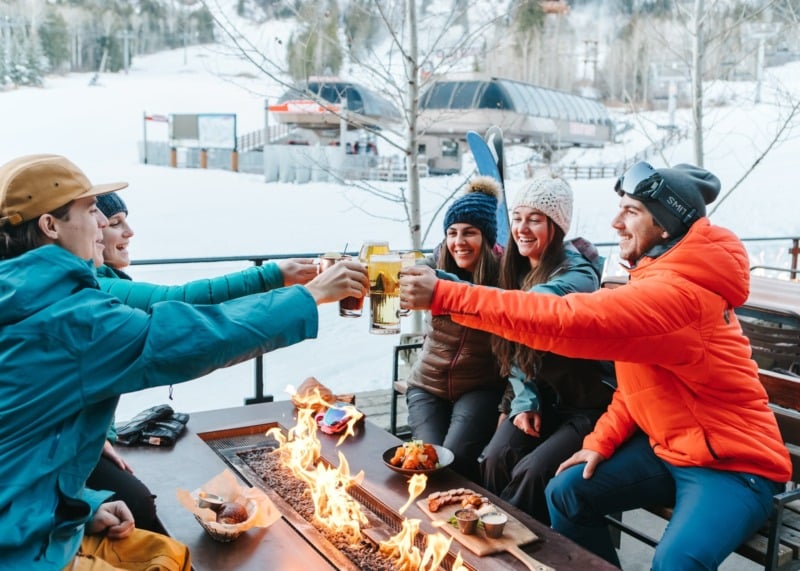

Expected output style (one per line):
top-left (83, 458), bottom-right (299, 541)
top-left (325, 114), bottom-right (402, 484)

top-left (2, 42), bottom-right (798, 421)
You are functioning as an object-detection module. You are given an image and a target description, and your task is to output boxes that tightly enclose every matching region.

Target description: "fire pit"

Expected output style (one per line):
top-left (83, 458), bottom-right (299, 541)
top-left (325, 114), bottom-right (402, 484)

top-left (202, 401), bottom-right (474, 571)
top-left (120, 401), bottom-right (618, 571)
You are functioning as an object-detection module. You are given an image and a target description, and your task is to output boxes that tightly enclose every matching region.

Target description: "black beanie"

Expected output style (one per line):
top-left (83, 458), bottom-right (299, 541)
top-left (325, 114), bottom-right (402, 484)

top-left (638, 164), bottom-right (720, 237)
top-left (96, 192), bottom-right (128, 219)
top-left (443, 176), bottom-right (500, 247)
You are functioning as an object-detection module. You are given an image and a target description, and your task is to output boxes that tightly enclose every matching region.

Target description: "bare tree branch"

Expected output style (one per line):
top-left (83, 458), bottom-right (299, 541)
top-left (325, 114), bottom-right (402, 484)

top-left (709, 92), bottom-right (800, 216)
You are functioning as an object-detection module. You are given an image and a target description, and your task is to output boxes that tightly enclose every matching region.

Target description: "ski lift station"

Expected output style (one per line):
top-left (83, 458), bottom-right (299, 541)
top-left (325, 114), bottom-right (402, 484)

top-left (267, 75), bottom-right (614, 177)
top-left (139, 75), bottom-right (614, 182)
top-left (415, 75), bottom-right (615, 174)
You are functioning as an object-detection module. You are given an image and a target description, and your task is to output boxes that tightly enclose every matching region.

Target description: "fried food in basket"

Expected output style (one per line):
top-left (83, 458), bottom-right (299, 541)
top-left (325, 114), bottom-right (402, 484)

top-left (389, 440), bottom-right (440, 471)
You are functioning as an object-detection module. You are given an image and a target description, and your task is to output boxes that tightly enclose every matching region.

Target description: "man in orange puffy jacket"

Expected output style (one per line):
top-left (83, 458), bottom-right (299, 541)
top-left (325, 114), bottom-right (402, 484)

top-left (399, 161), bottom-right (791, 570)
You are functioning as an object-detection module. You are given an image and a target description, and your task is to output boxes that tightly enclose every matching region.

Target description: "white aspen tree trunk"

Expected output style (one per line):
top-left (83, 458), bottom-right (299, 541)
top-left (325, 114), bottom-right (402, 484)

top-left (405, 0), bottom-right (421, 251)
top-left (692, 0), bottom-right (705, 166)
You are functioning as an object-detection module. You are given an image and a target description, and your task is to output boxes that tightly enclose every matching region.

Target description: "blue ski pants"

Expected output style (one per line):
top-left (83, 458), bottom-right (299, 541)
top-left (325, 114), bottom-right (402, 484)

top-left (546, 431), bottom-right (782, 570)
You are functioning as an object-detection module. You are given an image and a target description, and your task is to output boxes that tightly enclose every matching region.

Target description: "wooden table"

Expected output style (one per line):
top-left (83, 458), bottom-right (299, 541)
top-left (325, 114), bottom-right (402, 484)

top-left (120, 401), bottom-right (617, 571)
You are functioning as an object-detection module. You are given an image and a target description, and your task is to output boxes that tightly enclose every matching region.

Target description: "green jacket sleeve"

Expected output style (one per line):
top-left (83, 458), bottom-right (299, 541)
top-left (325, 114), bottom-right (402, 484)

top-left (97, 263), bottom-right (284, 311)
top-left (508, 365), bottom-right (542, 417)
top-left (107, 419), bottom-right (117, 443)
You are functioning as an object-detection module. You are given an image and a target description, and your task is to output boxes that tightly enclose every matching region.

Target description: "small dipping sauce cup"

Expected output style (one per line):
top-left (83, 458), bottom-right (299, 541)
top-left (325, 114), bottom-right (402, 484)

top-left (196, 491), bottom-right (225, 511)
top-left (480, 511), bottom-right (508, 538)
top-left (454, 508), bottom-right (479, 535)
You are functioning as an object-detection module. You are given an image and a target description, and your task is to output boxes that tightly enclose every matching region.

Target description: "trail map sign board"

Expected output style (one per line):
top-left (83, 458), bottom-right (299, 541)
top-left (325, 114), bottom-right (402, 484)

top-left (169, 113), bottom-right (237, 150)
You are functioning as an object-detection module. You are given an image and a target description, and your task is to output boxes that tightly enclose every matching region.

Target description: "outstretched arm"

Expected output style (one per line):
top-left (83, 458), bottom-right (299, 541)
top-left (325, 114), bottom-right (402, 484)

top-left (98, 261), bottom-right (308, 310)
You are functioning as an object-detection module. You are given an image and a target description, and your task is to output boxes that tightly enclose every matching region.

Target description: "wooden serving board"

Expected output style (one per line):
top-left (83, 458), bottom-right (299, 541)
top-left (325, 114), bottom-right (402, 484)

top-left (416, 499), bottom-right (553, 571)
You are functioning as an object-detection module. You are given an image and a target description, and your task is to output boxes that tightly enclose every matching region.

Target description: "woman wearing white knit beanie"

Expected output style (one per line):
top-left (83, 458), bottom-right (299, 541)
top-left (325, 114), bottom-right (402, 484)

top-left (480, 174), bottom-right (615, 524)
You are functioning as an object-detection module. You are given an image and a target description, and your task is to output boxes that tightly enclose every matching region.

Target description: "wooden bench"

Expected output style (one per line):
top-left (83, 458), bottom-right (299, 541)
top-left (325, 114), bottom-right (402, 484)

top-left (607, 370), bottom-right (800, 570)
top-left (736, 277), bottom-right (800, 378)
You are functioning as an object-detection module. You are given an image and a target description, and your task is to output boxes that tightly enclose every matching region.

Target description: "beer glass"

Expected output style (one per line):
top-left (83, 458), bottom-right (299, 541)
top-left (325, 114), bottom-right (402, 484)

top-left (317, 252), bottom-right (341, 273)
top-left (339, 260), bottom-right (365, 318)
top-left (317, 253), bottom-right (364, 317)
top-left (368, 254), bottom-right (402, 334)
top-left (358, 240), bottom-right (390, 270)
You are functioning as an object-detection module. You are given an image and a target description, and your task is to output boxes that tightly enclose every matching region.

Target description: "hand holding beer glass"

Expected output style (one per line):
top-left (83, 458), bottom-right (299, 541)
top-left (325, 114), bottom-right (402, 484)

top-left (398, 264), bottom-right (437, 312)
top-left (305, 258), bottom-right (368, 305)
top-left (317, 252), bottom-right (366, 317)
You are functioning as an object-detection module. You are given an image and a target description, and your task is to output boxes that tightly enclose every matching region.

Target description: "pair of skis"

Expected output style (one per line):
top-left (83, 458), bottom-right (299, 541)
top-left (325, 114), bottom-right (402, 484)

top-left (466, 126), bottom-right (510, 247)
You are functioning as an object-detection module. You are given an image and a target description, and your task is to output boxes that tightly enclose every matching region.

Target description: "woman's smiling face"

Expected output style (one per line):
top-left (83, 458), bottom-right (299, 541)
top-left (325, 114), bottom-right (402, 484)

top-left (101, 212), bottom-right (135, 269)
top-left (511, 205), bottom-right (553, 264)
top-left (446, 223), bottom-right (484, 273)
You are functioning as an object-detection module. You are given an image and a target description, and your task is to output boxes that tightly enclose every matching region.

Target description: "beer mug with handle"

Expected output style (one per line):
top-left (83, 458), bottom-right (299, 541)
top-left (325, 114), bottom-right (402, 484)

top-left (358, 240), bottom-right (390, 275)
top-left (368, 253), bottom-right (402, 334)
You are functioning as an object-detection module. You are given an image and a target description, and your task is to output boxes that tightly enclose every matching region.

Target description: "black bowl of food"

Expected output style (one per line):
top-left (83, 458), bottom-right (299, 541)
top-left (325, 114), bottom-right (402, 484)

top-left (382, 440), bottom-right (454, 476)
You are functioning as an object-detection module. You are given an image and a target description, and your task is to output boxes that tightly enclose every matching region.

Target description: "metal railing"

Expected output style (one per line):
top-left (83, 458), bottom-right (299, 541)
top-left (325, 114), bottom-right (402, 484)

top-left (131, 236), bottom-right (800, 404)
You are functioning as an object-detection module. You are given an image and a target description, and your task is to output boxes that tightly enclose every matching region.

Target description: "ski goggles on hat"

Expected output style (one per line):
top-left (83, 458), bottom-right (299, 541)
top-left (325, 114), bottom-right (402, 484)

top-left (614, 161), bottom-right (699, 226)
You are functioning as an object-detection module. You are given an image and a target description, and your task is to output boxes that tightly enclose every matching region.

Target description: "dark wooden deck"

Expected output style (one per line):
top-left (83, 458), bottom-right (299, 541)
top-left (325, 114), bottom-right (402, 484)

top-left (356, 388), bottom-right (408, 435)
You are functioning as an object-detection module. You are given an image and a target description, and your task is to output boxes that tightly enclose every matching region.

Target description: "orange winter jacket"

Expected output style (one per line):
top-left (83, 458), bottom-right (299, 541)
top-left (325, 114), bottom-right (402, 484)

top-left (431, 219), bottom-right (791, 482)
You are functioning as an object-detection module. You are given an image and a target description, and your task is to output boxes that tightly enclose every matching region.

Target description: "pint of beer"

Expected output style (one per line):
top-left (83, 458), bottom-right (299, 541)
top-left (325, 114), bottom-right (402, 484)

top-left (368, 254), bottom-right (402, 334)
top-left (317, 253), bottom-right (364, 317)
top-left (358, 240), bottom-right (390, 269)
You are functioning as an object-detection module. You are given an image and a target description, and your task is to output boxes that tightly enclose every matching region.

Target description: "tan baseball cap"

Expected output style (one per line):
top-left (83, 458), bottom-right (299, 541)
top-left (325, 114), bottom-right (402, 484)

top-left (0, 154), bottom-right (128, 227)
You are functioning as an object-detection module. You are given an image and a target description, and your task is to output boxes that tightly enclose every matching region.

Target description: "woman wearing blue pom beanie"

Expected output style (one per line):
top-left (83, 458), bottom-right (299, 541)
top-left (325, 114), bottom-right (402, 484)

top-left (404, 176), bottom-right (505, 482)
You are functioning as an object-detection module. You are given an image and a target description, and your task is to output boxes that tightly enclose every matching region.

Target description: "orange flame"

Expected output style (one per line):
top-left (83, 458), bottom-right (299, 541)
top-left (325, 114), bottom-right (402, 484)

top-left (381, 520), bottom-right (461, 571)
top-left (380, 518), bottom-right (423, 571)
top-left (334, 403), bottom-right (364, 446)
top-left (268, 386), bottom-right (367, 543)
top-left (398, 473), bottom-right (427, 515)
top-left (419, 532), bottom-right (452, 570)
top-left (451, 552), bottom-right (469, 570)
top-left (306, 451), bottom-right (367, 543)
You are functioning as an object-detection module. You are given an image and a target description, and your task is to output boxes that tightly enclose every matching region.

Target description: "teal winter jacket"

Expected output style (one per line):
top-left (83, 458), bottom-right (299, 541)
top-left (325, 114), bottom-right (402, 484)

top-left (97, 262), bottom-right (287, 443)
top-left (0, 245), bottom-right (318, 570)
top-left (96, 262), bottom-right (285, 310)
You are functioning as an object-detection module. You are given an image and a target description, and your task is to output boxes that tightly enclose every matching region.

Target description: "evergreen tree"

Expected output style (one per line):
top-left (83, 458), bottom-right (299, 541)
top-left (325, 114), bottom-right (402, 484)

top-left (191, 5), bottom-right (216, 44)
top-left (39, 9), bottom-right (71, 72)
top-left (9, 39), bottom-right (44, 87)
top-left (0, 42), bottom-right (8, 87)
top-left (287, 0), bottom-right (342, 80)
top-left (343, 0), bottom-right (382, 58)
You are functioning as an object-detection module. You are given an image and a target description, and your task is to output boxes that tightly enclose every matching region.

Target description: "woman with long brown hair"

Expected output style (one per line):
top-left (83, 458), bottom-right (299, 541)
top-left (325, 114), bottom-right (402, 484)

top-left (405, 177), bottom-right (505, 482)
top-left (480, 175), bottom-right (614, 523)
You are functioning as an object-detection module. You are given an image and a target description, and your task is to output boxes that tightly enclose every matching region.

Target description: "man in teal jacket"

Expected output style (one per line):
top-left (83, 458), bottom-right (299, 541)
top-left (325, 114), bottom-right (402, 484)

top-left (0, 154), bottom-right (368, 570)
